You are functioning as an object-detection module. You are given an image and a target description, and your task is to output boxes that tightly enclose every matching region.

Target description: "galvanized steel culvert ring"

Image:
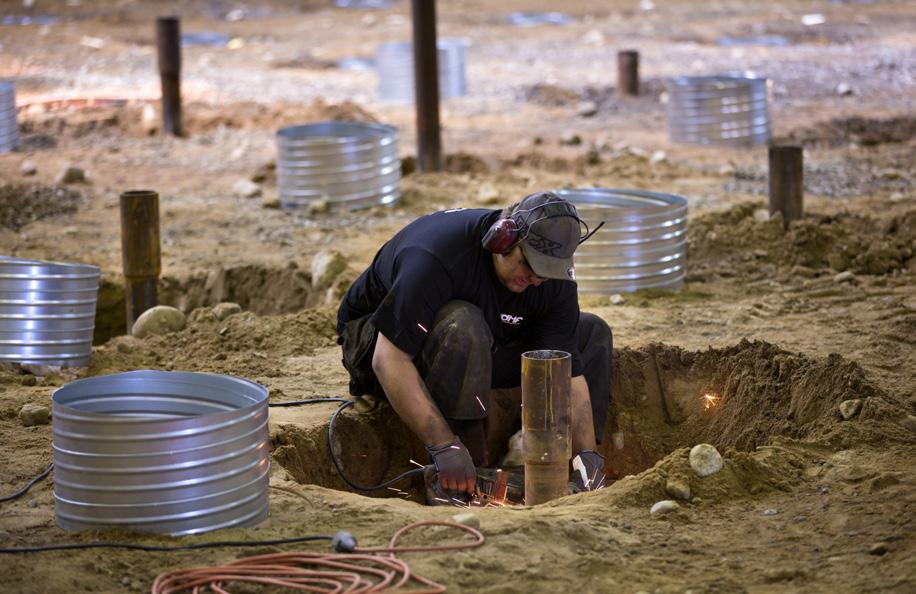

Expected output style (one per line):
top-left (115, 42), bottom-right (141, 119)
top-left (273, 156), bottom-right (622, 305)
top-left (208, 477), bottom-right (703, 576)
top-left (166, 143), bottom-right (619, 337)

top-left (0, 257), bottom-right (100, 367)
top-left (276, 121), bottom-right (401, 211)
top-left (376, 38), bottom-right (469, 104)
top-left (52, 370), bottom-right (270, 535)
top-left (554, 188), bottom-right (688, 294)
top-left (666, 74), bottom-right (770, 146)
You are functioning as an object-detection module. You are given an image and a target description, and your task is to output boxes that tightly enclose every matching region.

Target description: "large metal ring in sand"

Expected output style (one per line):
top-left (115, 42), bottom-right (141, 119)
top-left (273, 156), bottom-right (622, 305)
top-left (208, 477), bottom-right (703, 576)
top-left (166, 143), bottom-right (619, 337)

top-left (52, 370), bottom-right (270, 535)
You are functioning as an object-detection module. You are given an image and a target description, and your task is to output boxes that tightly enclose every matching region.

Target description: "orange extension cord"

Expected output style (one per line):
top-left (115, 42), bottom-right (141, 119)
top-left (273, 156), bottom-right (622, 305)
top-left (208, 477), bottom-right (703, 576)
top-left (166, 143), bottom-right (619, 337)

top-left (151, 520), bottom-right (485, 594)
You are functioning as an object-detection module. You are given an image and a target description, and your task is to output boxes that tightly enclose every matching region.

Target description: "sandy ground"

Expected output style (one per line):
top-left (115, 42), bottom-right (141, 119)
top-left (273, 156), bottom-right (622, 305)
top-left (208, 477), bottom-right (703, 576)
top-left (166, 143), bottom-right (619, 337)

top-left (0, 0), bottom-right (914, 592)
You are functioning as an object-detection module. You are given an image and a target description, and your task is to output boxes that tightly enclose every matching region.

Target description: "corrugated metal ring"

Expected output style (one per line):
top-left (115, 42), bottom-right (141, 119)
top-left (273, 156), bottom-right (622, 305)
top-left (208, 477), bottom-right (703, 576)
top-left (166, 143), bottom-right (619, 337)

top-left (554, 188), bottom-right (688, 294)
top-left (52, 370), bottom-right (270, 536)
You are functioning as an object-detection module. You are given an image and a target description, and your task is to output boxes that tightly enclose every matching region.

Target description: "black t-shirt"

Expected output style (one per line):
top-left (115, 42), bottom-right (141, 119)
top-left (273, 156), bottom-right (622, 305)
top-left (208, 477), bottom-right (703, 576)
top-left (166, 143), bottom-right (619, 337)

top-left (337, 208), bottom-right (583, 376)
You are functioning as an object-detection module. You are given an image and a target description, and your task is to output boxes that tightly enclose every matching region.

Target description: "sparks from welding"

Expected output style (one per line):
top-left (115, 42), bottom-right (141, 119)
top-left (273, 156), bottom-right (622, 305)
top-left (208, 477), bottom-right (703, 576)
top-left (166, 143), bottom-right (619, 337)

top-left (475, 395), bottom-right (486, 411)
top-left (703, 393), bottom-right (720, 409)
top-left (409, 459), bottom-right (425, 468)
top-left (417, 322), bottom-right (428, 333)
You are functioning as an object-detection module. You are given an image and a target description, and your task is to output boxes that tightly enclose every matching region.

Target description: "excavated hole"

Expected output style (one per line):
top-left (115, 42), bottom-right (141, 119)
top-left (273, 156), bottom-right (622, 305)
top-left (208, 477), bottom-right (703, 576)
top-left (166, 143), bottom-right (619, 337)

top-left (267, 339), bottom-right (902, 502)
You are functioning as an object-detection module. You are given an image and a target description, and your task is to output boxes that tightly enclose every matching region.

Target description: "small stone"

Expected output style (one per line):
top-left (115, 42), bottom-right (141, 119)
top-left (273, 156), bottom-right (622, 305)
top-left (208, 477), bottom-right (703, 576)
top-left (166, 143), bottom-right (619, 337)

top-left (753, 249), bottom-right (768, 258)
top-left (26, 499), bottom-right (38, 508)
top-left (838, 399), bottom-right (863, 420)
top-left (762, 508), bottom-right (778, 516)
top-left (900, 415), bottom-right (916, 433)
top-left (476, 182), bottom-right (500, 205)
top-left (649, 150), bottom-right (667, 164)
top-left (20, 160), bottom-right (37, 176)
top-left (609, 294), bottom-right (624, 305)
top-left (307, 198), bottom-right (330, 215)
top-left (577, 101), bottom-right (598, 118)
top-left (233, 179), bottom-right (261, 199)
top-left (311, 251), bottom-right (347, 289)
top-left (753, 208), bottom-right (771, 223)
top-left (19, 403), bottom-right (51, 426)
top-left (187, 308), bottom-right (218, 324)
top-left (868, 543), bottom-right (888, 555)
top-left (140, 103), bottom-right (157, 134)
top-left (665, 478), bottom-right (691, 501)
top-left (58, 166), bottom-right (87, 184)
top-left (689, 444), bottom-right (724, 477)
top-left (21, 364), bottom-right (61, 377)
top-left (121, 577), bottom-right (131, 586)
top-left (650, 500), bottom-right (679, 515)
top-left (21, 374), bottom-right (37, 386)
top-left (261, 191), bottom-right (281, 209)
top-left (581, 29), bottom-right (605, 46)
top-left (212, 302), bottom-right (242, 321)
top-left (451, 512), bottom-right (480, 530)
top-left (560, 132), bottom-right (582, 146)
top-left (718, 164), bottom-right (736, 176)
top-left (131, 306), bottom-right (186, 338)
top-left (833, 271), bottom-right (855, 283)
top-left (836, 82), bottom-right (854, 96)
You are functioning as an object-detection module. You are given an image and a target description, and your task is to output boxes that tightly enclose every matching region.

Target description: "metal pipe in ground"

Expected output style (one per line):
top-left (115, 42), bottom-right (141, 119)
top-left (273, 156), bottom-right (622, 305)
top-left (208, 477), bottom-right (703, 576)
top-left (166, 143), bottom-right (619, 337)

top-left (522, 350), bottom-right (572, 505)
top-left (768, 144), bottom-right (804, 228)
top-left (156, 16), bottom-right (182, 136)
top-left (119, 190), bottom-right (161, 332)
top-left (410, 0), bottom-right (442, 171)
top-left (617, 50), bottom-right (639, 96)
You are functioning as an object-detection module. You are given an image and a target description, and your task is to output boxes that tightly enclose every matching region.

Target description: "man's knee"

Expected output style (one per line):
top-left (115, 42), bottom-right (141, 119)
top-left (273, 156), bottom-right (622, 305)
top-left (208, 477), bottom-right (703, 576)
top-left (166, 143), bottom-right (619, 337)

top-left (420, 301), bottom-right (494, 420)
top-left (428, 301), bottom-right (493, 354)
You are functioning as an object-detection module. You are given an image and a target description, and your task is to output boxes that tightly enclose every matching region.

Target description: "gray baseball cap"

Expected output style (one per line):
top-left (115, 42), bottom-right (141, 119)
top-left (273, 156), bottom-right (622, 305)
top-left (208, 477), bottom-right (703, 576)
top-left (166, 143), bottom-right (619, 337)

top-left (512, 192), bottom-right (581, 281)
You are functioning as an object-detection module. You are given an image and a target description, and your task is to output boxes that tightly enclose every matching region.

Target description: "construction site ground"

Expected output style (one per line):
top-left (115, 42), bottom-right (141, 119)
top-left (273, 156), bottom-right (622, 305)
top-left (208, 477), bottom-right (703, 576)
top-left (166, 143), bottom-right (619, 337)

top-left (0, 0), bottom-right (914, 592)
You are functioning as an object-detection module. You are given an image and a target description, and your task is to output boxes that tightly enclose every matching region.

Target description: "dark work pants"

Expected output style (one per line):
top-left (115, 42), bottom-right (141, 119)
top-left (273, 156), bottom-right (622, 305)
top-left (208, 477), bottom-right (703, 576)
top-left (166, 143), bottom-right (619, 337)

top-left (339, 301), bottom-right (613, 461)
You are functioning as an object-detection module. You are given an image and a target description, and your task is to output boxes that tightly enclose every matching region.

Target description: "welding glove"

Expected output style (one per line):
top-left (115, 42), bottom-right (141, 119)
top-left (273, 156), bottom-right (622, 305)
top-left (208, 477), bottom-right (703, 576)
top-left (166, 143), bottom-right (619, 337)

top-left (426, 435), bottom-right (477, 497)
top-left (570, 450), bottom-right (606, 493)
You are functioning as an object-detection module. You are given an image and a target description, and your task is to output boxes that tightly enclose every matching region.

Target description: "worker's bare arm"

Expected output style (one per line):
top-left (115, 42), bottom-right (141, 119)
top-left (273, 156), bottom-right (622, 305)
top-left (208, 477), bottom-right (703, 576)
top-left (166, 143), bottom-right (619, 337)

top-left (570, 374), bottom-right (597, 454)
top-left (371, 332), bottom-right (454, 447)
top-left (372, 332), bottom-right (477, 494)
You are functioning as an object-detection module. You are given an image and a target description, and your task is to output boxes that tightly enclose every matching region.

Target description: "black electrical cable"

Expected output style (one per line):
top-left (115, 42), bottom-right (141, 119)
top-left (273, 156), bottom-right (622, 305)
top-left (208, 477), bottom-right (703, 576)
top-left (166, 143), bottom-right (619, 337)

top-left (0, 534), bottom-right (334, 554)
top-left (268, 398), bottom-right (350, 407)
top-left (0, 462), bottom-right (53, 503)
top-left (326, 400), bottom-right (424, 491)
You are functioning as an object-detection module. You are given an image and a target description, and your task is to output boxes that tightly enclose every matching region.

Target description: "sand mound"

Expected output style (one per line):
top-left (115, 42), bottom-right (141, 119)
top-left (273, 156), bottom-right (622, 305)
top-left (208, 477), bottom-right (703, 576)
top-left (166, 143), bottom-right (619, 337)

top-left (0, 183), bottom-right (84, 231)
top-left (689, 202), bottom-right (916, 275)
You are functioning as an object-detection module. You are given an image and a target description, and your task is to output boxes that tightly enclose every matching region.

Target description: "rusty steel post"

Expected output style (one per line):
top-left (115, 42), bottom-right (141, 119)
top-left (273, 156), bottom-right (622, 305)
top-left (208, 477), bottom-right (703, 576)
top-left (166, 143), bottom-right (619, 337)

top-left (522, 350), bottom-right (572, 505)
top-left (411, 0), bottom-right (442, 171)
top-left (768, 144), bottom-right (804, 229)
top-left (618, 50), bottom-right (639, 96)
top-left (120, 190), bottom-right (161, 333)
top-left (156, 16), bottom-right (182, 136)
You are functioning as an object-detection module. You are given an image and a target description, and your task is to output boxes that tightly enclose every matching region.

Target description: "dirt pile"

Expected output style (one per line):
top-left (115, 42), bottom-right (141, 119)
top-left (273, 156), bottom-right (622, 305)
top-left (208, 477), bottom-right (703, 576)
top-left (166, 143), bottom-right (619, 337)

top-left (89, 305), bottom-right (339, 378)
top-left (19, 99), bottom-right (380, 139)
top-left (0, 183), bottom-right (84, 231)
top-left (787, 115), bottom-right (916, 148)
top-left (689, 202), bottom-right (916, 275)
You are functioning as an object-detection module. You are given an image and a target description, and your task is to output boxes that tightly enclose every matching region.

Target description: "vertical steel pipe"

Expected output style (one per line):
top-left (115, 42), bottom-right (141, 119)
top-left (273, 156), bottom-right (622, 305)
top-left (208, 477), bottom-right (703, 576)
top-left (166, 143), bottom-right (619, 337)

top-left (0, 81), bottom-right (19, 153)
top-left (522, 350), bottom-right (571, 505)
top-left (156, 16), bottom-right (182, 136)
top-left (617, 50), bottom-right (639, 96)
top-left (410, 0), bottom-right (442, 171)
top-left (119, 190), bottom-right (161, 332)
top-left (768, 145), bottom-right (804, 229)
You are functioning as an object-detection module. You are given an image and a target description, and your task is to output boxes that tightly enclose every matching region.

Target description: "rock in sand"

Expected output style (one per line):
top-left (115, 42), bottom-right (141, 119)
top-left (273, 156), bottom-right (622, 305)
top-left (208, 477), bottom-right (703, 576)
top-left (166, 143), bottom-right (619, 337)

top-left (132, 306), bottom-right (186, 338)
top-left (689, 443), bottom-right (724, 477)
top-left (650, 500), bottom-right (679, 515)
top-left (839, 399), bottom-right (863, 420)
top-left (212, 302), bottom-right (242, 321)
top-left (19, 403), bottom-right (51, 426)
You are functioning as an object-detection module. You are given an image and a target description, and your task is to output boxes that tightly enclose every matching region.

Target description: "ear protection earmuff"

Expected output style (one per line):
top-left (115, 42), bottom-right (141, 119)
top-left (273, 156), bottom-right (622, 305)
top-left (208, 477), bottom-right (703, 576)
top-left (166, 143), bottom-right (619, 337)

top-left (482, 199), bottom-right (599, 254)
